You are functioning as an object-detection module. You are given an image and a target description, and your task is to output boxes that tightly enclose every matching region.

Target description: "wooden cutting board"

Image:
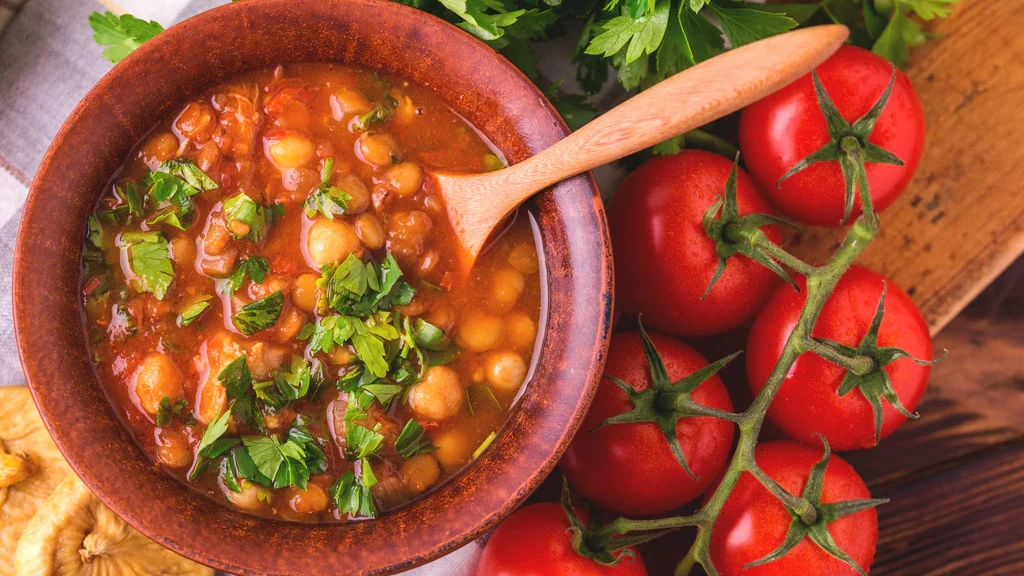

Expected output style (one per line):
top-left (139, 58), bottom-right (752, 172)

top-left (787, 0), bottom-right (1023, 335)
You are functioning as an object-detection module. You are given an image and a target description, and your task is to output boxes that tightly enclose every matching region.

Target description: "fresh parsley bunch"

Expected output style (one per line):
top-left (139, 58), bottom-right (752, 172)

top-left (90, 1), bottom-right (958, 133)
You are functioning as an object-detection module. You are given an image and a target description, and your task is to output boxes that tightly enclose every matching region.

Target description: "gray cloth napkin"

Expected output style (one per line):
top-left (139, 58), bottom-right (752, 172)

top-left (0, 0), bottom-right (484, 572)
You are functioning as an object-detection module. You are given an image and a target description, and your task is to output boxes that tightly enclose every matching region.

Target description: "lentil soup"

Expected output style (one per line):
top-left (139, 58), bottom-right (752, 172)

top-left (79, 63), bottom-right (542, 522)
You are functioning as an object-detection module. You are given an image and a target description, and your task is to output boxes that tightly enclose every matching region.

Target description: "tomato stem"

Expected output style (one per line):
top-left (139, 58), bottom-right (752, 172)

top-left (803, 338), bottom-right (876, 376)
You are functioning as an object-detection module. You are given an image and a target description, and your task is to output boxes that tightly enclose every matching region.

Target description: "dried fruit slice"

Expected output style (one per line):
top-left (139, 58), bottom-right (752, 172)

top-left (0, 386), bottom-right (73, 576)
top-left (14, 475), bottom-right (212, 576)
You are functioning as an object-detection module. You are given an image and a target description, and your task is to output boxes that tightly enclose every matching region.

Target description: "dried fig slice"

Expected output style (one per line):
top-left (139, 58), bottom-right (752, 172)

top-left (0, 386), bottom-right (73, 576)
top-left (14, 475), bottom-right (212, 576)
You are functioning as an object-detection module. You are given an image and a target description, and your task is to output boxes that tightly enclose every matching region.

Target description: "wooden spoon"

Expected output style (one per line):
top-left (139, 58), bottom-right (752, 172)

top-left (433, 24), bottom-right (850, 266)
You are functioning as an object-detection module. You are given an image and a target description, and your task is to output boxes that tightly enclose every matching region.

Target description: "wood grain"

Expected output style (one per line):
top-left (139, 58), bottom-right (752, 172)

top-left (786, 0), bottom-right (1024, 334)
top-left (872, 442), bottom-right (1024, 575)
top-left (435, 25), bottom-right (850, 262)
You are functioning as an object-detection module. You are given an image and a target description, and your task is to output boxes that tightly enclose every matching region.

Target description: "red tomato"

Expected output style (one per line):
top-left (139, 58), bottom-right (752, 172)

top-left (739, 45), bottom-right (925, 226)
top-left (708, 441), bottom-right (878, 576)
top-left (608, 150), bottom-right (781, 337)
top-left (476, 503), bottom-right (647, 576)
top-left (560, 331), bottom-right (735, 515)
top-left (747, 266), bottom-right (933, 450)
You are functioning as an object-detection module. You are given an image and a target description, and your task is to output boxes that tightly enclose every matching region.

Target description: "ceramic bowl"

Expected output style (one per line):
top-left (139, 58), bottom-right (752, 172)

top-left (13, 0), bottom-right (613, 574)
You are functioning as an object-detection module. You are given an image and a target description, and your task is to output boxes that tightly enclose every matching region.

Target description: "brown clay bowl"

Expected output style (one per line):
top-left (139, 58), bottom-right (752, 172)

top-left (12, 0), bottom-right (613, 574)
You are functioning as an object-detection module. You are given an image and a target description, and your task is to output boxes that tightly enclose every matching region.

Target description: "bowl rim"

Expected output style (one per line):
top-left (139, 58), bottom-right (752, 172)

top-left (13, 0), bottom-right (613, 574)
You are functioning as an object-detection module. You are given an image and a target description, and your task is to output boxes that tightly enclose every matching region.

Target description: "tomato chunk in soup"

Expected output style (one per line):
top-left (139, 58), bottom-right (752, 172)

top-left (80, 63), bottom-right (542, 522)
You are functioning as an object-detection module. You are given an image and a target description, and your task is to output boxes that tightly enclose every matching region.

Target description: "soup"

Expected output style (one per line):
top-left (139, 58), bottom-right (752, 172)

top-left (79, 64), bottom-right (541, 522)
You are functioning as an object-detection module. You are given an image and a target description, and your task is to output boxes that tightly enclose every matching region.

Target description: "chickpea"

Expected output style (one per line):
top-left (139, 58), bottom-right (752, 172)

top-left (400, 454), bottom-right (441, 495)
top-left (386, 210), bottom-right (433, 261)
top-left (334, 173), bottom-right (370, 214)
top-left (275, 308), bottom-right (306, 342)
top-left (355, 213), bottom-right (385, 250)
top-left (507, 244), bottom-right (540, 275)
top-left (265, 407), bottom-right (297, 431)
top-left (418, 250), bottom-right (439, 276)
top-left (282, 483), bottom-right (329, 515)
top-left (267, 132), bottom-right (316, 168)
top-left (196, 140), bottom-right (221, 173)
top-left (384, 162), bottom-right (424, 197)
top-left (134, 353), bottom-right (184, 416)
top-left (225, 479), bottom-right (265, 511)
top-left (358, 132), bottom-right (398, 167)
top-left (174, 101), bottom-right (216, 143)
top-left (292, 273), bottom-right (320, 313)
top-left (330, 89), bottom-right (372, 119)
top-left (432, 428), bottom-right (473, 474)
top-left (282, 167), bottom-right (320, 196)
top-left (484, 351), bottom-right (528, 393)
top-left (169, 235), bottom-right (196, 263)
top-left (505, 312), bottom-right (538, 351)
top-left (306, 218), bottom-right (363, 268)
top-left (490, 268), bottom-right (526, 312)
top-left (155, 428), bottom-right (191, 469)
top-left (226, 219), bottom-right (251, 237)
top-left (139, 132), bottom-right (179, 170)
top-left (456, 312), bottom-right (505, 352)
top-left (408, 366), bottom-right (464, 421)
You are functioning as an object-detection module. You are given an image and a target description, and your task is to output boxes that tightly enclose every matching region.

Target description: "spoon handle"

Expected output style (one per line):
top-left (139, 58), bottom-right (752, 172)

top-left (502, 25), bottom-right (849, 195)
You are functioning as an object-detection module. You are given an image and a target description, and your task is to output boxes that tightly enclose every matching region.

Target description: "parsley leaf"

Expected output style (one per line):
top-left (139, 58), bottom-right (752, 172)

top-left (394, 420), bottom-right (437, 459)
top-left (329, 467), bottom-right (377, 518)
top-left (707, 4), bottom-right (798, 48)
top-left (189, 406), bottom-right (236, 480)
top-left (585, 3), bottom-right (671, 65)
top-left (352, 97), bottom-right (399, 132)
top-left (155, 396), bottom-right (189, 427)
top-left (162, 158), bottom-right (218, 192)
top-left (240, 424), bottom-right (326, 490)
top-left (303, 158), bottom-right (352, 220)
top-left (232, 291), bottom-right (284, 336)
top-left (219, 356), bottom-right (265, 432)
top-left (345, 423), bottom-right (385, 461)
top-left (222, 256), bottom-right (270, 296)
top-left (118, 231), bottom-right (174, 299)
top-left (320, 253), bottom-right (415, 316)
top-left (223, 192), bottom-right (275, 243)
top-left (177, 295), bottom-right (212, 327)
top-left (88, 11), bottom-right (164, 64)
top-left (255, 355), bottom-right (314, 409)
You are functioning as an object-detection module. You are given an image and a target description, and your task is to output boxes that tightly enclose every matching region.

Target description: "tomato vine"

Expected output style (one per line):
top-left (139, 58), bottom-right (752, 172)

top-left (579, 62), bottom-right (928, 575)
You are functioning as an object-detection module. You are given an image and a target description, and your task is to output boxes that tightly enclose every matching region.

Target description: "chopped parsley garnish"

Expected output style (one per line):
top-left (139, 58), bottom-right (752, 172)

top-left (177, 295), bottom-right (212, 327)
top-left (345, 423), bottom-right (385, 461)
top-left (155, 396), bottom-right (191, 427)
top-left (352, 96), bottom-right (398, 131)
top-left (301, 312), bottom-right (400, 378)
top-left (88, 11), bottom-right (164, 63)
top-left (319, 253), bottom-right (415, 316)
top-left (144, 159), bottom-right (217, 230)
top-left (223, 192), bottom-right (277, 243)
top-left (219, 356), bottom-right (264, 432)
top-left (189, 406), bottom-right (236, 480)
top-left (394, 420), bottom-right (437, 459)
top-left (221, 255), bottom-right (270, 296)
top-left (243, 434), bottom-right (309, 489)
top-left (117, 231), bottom-right (174, 299)
top-left (329, 465), bottom-right (377, 518)
top-left (255, 355), bottom-right (317, 409)
top-left (220, 255), bottom-right (270, 296)
top-left (232, 291), bottom-right (284, 336)
top-left (303, 158), bottom-right (352, 220)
